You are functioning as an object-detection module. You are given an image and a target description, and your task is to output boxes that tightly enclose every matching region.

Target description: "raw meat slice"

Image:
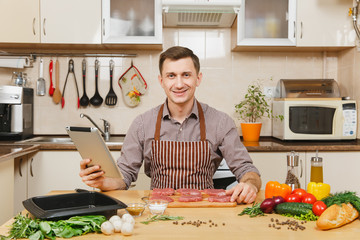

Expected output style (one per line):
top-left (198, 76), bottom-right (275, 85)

top-left (203, 189), bottom-right (226, 196)
top-left (208, 195), bottom-right (231, 202)
top-left (149, 194), bottom-right (174, 203)
top-left (152, 188), bottom-right (175, 196)
top-left (176, 188), bottom-right (202, 196)
top-left (178, 195), bottom-right (203, 202)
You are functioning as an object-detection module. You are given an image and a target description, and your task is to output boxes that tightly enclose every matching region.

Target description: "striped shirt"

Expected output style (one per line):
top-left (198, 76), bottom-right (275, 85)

top-left (117, 99), bottom-right (260, 188)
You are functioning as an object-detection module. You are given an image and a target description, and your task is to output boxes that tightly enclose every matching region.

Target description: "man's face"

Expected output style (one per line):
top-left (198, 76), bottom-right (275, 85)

top-left (158, 57), bottom-right (202, 106)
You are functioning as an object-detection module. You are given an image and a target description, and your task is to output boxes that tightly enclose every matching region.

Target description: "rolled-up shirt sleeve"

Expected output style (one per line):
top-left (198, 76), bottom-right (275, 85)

top-left (116, 115), bottom-right (145, 189)
top-left (217, 115), bottom-right (260, 182)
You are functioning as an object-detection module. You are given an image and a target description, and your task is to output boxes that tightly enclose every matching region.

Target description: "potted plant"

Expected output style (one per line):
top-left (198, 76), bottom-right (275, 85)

top-left (235, 80), bottom-right (283, 142)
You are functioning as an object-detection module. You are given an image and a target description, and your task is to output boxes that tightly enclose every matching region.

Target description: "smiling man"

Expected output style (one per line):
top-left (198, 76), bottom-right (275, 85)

top-left (79, 46), bottom-right (261, 204)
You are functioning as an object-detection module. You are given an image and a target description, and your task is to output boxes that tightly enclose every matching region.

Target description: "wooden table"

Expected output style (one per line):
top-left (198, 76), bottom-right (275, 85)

top-left (1, 190), bottom-right (360, 240)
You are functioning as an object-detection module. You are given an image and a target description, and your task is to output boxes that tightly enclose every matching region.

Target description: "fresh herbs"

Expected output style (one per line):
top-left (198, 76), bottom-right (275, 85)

top-left (238, 202), bottom-right (265, 217)
top-left (140, 215), bottom-right (184, 225)
top-left (0, 214), bottom-right (106, 240)
top-left (322, 191), bottom-right (360, 213)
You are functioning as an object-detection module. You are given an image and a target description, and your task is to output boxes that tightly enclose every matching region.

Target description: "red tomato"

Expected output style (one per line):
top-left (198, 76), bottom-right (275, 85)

top-left (291, 188), bottom-right (307, 200)
top-left (302, 193), bottom-right (317, 204)
top-left (285, 194), bottom-right (302, 203)
top-left (312, 201), bottom-right (327, 216)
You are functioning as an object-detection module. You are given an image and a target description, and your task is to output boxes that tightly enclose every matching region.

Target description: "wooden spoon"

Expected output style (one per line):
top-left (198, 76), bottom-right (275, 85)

top-left (52, 59), bottom-right (62, 104)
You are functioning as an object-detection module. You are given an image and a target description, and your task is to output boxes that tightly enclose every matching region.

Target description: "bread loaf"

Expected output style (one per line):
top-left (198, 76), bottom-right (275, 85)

top-left (316, 203), bottom-right (359, 230)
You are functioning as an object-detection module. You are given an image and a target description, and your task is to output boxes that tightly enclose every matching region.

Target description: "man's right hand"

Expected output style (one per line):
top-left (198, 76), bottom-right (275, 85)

top-left (79, 158), bottom-right (106, 189)
top-left (79, 158), bottom-right (127, 191)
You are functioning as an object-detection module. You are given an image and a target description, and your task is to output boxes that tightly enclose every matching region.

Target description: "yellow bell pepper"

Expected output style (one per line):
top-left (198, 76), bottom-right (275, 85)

top-left (307, 182), bottom-right (331, 200)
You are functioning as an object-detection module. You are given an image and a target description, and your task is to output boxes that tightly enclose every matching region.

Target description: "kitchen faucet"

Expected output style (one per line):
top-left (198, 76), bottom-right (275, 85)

top-left (80, 113), bottom-right (110, 141)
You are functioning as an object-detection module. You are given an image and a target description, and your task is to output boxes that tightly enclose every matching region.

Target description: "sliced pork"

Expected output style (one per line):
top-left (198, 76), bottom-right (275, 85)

top-left (203, 189), bottom-right (226, 197)
top-left (149, 194), bottom-right (174, 203)
top-left (152, 188), bottom-right (175, 196)
top-left (178, 195), bottom-right (203, 202)
top-left (208, 195), bottom-right (231, 202)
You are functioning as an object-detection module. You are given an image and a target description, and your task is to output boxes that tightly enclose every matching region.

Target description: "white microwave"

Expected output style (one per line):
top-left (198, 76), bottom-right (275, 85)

top-left (272, 99), bottom-right (357, 140)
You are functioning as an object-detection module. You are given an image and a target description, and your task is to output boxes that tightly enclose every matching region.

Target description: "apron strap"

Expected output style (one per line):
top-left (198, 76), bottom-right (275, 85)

top-left (154, 104), bottom-right (164, 141)
top-left (154, 101), bottom-right (206, 141)
top-left (197, 101), bottom-right (206, 141)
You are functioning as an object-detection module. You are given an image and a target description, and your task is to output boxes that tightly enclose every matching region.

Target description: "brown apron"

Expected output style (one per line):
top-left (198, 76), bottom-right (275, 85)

top-left (150, 101), bottom-right (214, 189)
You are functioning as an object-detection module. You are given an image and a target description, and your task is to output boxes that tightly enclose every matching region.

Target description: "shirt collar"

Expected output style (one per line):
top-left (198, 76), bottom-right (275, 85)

top-left (163, 98), bottom-right (199, 120)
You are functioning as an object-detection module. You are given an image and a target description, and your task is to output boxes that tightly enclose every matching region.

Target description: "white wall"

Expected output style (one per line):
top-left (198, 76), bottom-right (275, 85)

top-left (0, 28), bottom-right (342, 136)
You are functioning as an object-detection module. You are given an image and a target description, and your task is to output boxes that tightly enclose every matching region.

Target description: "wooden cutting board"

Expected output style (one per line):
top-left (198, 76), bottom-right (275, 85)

top-left (151, 192), bottom-right (237, 208)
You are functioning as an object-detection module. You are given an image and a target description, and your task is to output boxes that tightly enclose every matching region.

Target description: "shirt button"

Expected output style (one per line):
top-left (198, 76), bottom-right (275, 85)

top-left (179, 128), bottom-right (183, 132)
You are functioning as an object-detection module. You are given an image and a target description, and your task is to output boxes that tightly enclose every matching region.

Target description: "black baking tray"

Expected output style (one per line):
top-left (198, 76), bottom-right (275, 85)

top-left (23, 191), bottom-right (127, 220)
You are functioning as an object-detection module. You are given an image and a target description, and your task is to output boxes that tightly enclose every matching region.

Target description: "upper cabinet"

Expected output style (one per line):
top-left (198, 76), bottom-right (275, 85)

top-left (102, 0), bottom-right (162, 44)
top-left (40, 0), bottom-right (102, 44)
top-left (296, 0), bottom-right (355, 47)
top-left (0, 0), bottom-right (40, 43)
top-left (234, 0), bottom-right (296, 46)
top-left (232, 0), bottom-right (355, 50)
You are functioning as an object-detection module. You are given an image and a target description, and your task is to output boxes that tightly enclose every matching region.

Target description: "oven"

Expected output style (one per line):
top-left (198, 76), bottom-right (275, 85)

top-left (213, 159), bottom-right (238, 190)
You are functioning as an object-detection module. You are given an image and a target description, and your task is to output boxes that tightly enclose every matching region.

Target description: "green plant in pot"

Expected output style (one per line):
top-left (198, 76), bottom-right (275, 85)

top-left (235, 80), bottom-right (283, 142)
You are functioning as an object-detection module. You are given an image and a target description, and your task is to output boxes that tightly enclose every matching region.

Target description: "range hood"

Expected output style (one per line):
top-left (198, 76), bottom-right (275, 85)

top-left (162, 0), bottom-right (241, 28)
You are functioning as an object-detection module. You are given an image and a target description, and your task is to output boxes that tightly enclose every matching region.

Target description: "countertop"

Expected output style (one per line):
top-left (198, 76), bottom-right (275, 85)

top-left (0, 190), bottom-right (359, 240)
top-left (0, 143), bottom-right (39, 163)
top-left (1, 136), bottom-right (360, 163)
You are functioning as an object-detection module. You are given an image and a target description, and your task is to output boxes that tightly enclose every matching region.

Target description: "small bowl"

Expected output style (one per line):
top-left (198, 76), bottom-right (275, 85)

top-left (125, 203), bottom-right (146, 217)
top-left (148, 200), bottom-right (169, 215)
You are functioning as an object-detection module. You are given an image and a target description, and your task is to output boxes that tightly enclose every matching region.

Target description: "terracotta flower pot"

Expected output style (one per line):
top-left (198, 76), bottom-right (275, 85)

top-left (241, 123), bottom-right (262, 142)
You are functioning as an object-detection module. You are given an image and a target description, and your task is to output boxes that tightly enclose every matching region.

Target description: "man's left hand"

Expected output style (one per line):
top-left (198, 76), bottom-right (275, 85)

top-left (226, 182), bottom-right (258, 204)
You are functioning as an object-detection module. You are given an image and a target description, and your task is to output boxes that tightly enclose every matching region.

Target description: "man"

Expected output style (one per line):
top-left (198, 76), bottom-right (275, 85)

top-left (80, 46), bottom-right (261, 204)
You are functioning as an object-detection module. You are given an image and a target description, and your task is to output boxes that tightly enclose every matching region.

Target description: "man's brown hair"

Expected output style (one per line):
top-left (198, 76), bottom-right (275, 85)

top-left (159, 46), bottom-right (200, 75)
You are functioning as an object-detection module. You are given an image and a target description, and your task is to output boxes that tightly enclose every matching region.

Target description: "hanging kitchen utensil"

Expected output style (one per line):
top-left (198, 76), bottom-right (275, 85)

top-left (49, 60), bottom-right (55, 96)
top-left (90, 59), bottom-right (103, 106)
top-left (118, 61), bottom-right (147, 107)
top-left (105, 60), bottom-right (117, 106)
top-left (52, 59), bottom-right (62, 104)
top-left (79, 59), bottom-right (90, 107)
top-left (36, 58), bottom-right (46, 96)
top-left (61, 59), bottom-right (80, 109)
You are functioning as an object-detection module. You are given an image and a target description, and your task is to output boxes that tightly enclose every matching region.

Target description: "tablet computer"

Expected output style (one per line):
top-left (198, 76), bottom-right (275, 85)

top-left (66, 126), bottom-right (124, 179)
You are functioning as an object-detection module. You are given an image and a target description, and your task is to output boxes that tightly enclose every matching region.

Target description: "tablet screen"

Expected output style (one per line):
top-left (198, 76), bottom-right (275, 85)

top-left (66, 126), bottom-right (124, 179)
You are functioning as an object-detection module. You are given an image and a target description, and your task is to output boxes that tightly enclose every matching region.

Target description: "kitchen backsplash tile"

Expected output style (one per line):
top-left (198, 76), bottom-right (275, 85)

top-left (0, 28), bottom-right (359, 138)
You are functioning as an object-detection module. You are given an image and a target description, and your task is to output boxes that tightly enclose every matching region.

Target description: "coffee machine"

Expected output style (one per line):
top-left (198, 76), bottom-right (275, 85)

top-left (0, 85), bottom-right (34, 140)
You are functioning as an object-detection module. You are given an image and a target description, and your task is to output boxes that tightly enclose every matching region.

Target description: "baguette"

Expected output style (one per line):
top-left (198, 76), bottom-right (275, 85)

top-left (316, 203), bottom-right (359, 230)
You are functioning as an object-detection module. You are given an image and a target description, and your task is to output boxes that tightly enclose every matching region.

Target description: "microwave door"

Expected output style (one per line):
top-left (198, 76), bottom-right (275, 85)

top-left (289, 106), bottom-right (336, 134)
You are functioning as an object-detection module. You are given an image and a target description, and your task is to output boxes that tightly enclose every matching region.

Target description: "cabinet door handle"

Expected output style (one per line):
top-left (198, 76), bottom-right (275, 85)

top-left (293, 21), bottom-right (296, 38)
top-left (43, 18), bottom-right (46, 36)
top-left (300, 159), bottom-right (303, 178)
top-left (300, 22), bottom-right (303, 39)
top-left (19, 158), bottom-right (23, 177)
top-left (32, 18), bottom-right (36, 36)
top-left (30, 157), bottom-right (34, 177)
top-left (103, 18), bottom-right (105, 36)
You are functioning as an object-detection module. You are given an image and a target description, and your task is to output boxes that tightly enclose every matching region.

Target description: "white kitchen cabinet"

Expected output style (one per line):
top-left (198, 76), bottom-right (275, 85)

top-left (296, 0), bottom-right (355, 47)
top-left (250, 152), bottom-right (306, 190)
top-left (40, 0), bottom-right (102, 44)
top-left (233, 0), bottom-right (355, 48)
top-left (102, 0), bottom-right (162, 44)
top-left (234, 0), bottom-right (296, 46)
top-left (0, 0), bottom-right (40, 43)
top-left (0, 159), bottom-right (14, 225)
top-left (304, 151), bottom-right (360, 194)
